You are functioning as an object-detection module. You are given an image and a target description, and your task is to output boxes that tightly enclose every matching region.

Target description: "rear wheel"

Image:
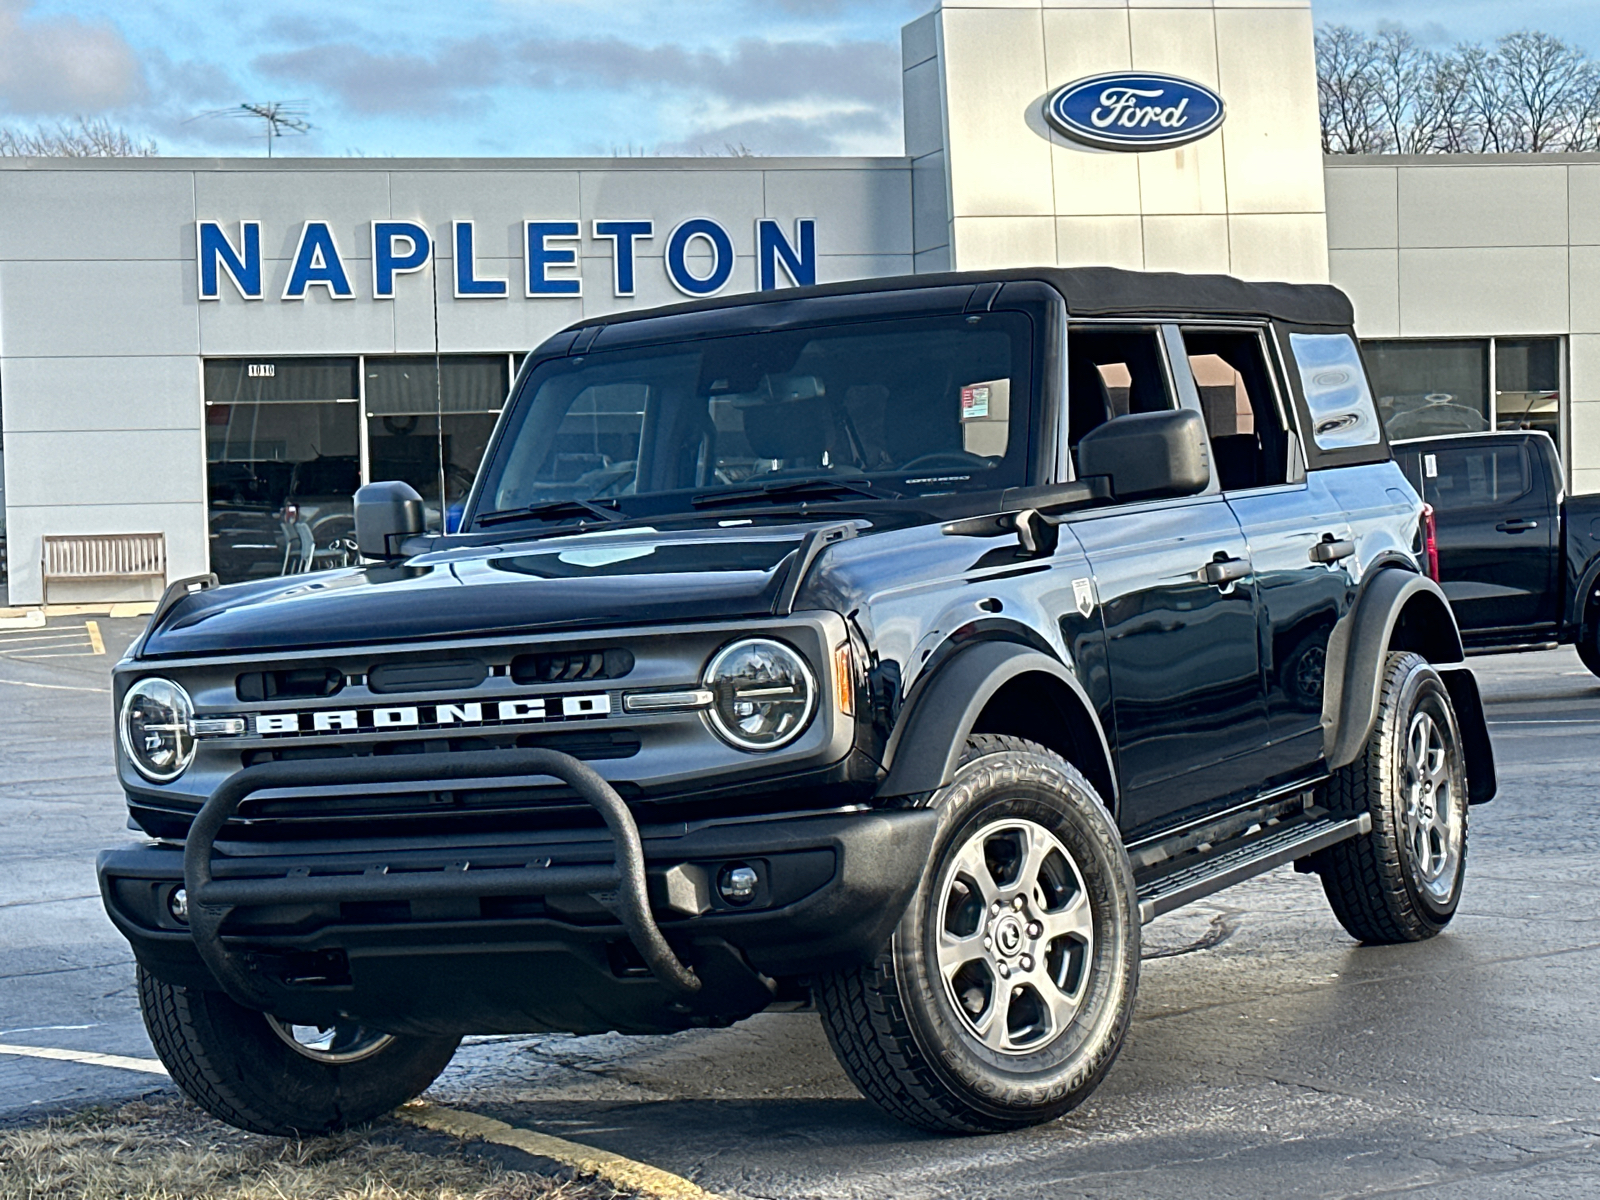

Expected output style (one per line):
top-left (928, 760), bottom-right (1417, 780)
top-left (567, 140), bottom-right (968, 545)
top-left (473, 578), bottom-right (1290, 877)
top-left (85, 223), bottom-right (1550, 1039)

top-left (139, 967), bottom-right (459, 1136)
top-left (1315, 652), bottom-right (1468, 943)
top-left (815, 735), bottom-right (1139, 1133)
top-left (1577, 617), bottom-right (1600, 679)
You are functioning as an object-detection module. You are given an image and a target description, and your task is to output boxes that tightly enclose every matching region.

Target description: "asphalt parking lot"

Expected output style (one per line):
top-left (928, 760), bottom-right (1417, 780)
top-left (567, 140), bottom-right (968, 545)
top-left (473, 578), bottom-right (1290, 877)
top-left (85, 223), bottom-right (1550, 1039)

top-left (3, 615), bottom-right (1600, 1198)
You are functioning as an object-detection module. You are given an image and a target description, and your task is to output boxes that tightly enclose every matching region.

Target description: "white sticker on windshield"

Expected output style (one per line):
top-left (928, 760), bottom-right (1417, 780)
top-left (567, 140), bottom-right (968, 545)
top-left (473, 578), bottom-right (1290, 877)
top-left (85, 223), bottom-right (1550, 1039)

top-left (960, 378), bottom-right (1011, 457)
top-left (1424, 453), bottom-right (1438, 478)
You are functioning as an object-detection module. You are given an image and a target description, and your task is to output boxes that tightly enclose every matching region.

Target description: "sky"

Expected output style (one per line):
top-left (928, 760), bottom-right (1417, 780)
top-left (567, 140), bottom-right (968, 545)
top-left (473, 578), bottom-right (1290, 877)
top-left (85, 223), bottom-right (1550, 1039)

top-left (3, 0), bottom-right (1600, 160)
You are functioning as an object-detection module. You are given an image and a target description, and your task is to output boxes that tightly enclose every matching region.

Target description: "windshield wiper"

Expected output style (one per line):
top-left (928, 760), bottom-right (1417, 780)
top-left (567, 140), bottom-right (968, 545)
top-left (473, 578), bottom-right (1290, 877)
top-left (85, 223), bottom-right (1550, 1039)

top-left (691, 477), bottom-right (894, 510)
top-left (477, 498), bottom-right (625, 528)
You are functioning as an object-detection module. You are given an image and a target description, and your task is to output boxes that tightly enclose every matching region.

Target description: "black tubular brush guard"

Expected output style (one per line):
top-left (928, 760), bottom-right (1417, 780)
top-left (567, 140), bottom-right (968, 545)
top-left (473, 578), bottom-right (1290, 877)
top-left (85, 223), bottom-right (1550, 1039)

top-left (182, 748), bottom-right (702, 1009)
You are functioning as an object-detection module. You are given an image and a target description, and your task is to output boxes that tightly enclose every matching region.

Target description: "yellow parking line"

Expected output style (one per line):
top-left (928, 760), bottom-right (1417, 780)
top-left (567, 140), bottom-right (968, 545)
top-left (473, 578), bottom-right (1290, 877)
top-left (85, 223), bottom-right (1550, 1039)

top-left (0, 1043), bottom-right (718, 1200)
top-left (0, 1042), bottom-right (168, 1075)
top-left (86, 620), bottom-right (105, 655)
top-left (400, 1101), bottom-right (726, 1200)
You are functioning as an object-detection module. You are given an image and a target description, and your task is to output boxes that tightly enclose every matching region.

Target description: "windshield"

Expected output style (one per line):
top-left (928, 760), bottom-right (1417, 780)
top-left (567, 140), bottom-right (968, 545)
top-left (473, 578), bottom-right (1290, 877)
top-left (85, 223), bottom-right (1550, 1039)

top-left (472, 311), bottom-right (1035, 525)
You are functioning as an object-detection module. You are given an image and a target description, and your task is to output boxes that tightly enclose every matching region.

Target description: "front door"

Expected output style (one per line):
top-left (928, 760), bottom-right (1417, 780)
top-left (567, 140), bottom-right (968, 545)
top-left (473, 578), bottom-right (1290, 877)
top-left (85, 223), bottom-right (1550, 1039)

top-left (1067, 500), bottom-right (1266, 838)
top-left (1061, 325), bottom-right (1266, 839)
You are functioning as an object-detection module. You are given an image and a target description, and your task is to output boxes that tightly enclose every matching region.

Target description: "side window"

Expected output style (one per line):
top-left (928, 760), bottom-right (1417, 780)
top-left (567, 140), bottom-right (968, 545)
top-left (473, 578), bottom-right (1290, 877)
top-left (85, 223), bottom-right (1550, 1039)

top-left (1065, 327), bottom-right (1176, 465)
top-left (1181, 328), bottom-right (1289, 490)
top-left (1287, 333), bottom-right (1383, 450)
top-left (1426, 444), bottom-right (1532, 509)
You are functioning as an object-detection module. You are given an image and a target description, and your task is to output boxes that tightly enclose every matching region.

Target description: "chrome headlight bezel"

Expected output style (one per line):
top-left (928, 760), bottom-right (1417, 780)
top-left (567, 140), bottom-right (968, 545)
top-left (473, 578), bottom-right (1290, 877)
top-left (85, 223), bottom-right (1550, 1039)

top-left (702, 637), bottom-right (817, 752)
top-left (119, 677), bottom-right (197, 783)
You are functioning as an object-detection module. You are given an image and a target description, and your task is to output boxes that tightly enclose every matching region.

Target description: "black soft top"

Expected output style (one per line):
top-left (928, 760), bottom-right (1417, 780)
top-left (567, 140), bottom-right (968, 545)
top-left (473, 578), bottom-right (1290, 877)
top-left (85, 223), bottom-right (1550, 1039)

top-left (568, 266), bottom-right (1354, 333)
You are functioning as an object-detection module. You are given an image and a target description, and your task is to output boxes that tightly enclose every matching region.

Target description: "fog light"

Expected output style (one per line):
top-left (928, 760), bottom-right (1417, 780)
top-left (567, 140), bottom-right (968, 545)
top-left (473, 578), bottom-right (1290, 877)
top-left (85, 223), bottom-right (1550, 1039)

top-left (167, 887), bottom-right (189, 923)
top-left (717, 864), bottom-right (758, 906)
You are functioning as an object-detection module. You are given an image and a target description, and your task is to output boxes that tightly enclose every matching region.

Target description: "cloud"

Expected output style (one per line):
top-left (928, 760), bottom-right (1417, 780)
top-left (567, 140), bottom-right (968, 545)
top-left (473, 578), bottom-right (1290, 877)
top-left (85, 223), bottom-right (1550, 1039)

top-left (654, 106), bottom-right (897, 156)
top-left (252, 37), bottom-right (503, 117)
top-left (0, 0), bottom-right (145, 116)
top-left (246, 24), bottom-right (903, 154)
top-left (509, 35), bottom-right (899, 108)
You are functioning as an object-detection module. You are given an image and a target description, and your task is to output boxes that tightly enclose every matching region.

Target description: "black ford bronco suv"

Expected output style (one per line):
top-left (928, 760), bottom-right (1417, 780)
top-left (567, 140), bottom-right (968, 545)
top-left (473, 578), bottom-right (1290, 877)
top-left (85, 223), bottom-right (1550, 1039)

top-left (99, 268), bottom-right (1496, 1137)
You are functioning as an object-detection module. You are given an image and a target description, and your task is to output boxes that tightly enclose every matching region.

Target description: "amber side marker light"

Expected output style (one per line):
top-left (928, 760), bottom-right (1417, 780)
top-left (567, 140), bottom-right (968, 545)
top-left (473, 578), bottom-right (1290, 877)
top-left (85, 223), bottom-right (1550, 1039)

top-left (833, 643), bottom-right (854, 717)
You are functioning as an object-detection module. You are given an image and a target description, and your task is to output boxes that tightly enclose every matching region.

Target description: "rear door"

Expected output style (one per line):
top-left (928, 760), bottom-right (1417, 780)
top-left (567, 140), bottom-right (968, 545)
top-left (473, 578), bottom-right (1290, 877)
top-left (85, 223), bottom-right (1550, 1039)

top-left (1061, 324), bottom-right (1268, 839)
top-left (1420, 438), bottom-right (1558, 631)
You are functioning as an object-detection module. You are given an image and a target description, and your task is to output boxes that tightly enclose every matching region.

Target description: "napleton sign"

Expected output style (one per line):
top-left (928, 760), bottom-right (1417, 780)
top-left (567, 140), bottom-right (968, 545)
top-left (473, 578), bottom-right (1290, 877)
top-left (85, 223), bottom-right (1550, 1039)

top-left (195, 217), bottom-right (819, 303)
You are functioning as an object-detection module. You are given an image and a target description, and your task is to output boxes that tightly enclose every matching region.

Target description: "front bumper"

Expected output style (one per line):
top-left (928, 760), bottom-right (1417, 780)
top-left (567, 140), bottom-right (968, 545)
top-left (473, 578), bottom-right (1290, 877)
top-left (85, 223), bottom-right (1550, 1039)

top-left (99, 755), bottom-right (937, 1036)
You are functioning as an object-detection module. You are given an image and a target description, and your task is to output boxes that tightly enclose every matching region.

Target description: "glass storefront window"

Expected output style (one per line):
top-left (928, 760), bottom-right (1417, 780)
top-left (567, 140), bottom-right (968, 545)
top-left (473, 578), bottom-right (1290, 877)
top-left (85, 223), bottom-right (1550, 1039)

top-left (204, 358), bottom-right (361, 584)
top-left (1495, 337), bottom-right (1561, 443)
top-left (1361, 336), bottom-right (1564, 450)
top-left (365, 356), bottom-right (510, 532)
top-left (1362, 339), bottom-right (1490, 441)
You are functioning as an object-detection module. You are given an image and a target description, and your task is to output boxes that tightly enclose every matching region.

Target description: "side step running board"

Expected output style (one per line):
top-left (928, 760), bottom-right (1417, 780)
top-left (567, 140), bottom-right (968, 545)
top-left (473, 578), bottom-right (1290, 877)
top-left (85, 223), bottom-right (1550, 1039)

top-left (1135, 812), bottom-right (1371, 924)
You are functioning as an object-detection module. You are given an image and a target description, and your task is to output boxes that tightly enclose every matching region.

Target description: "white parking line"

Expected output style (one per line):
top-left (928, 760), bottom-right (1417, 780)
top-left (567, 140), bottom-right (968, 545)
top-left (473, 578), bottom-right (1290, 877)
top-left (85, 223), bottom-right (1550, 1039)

top-left (0, 1042), bottom-right (167, 1075)
top-left (1488, 719), bottom-right (1600, 725)
top-left (0, 678), bottom-right (109, 694)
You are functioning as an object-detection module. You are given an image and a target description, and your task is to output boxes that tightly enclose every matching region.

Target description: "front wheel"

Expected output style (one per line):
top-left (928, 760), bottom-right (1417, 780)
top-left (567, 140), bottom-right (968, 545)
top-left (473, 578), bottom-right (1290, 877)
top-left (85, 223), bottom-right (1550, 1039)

top-left (139, 967), bottom-right (460, 1136)
top-left (815, 735), bottom-right (1139, 1133)
top-left (1315, 651), bottom-right (1469, 943)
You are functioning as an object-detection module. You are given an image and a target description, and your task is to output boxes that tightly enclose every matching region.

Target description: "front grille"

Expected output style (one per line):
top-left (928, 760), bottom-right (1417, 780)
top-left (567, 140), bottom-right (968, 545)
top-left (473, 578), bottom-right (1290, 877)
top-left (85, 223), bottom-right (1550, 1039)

top-left (369, 658), bottom-right (489, 694)
top-left (237, 668), bottom-right (343, 702)
top-left (512, 647), bottom-right (634, 684)
top-left (241, 729), bottom-right (642, 767)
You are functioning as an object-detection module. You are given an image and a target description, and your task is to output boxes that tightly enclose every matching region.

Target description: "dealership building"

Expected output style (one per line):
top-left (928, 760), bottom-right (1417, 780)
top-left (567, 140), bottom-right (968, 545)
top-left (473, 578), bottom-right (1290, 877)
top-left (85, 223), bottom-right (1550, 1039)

top-left (0, 0), bottom-right (1593, 605)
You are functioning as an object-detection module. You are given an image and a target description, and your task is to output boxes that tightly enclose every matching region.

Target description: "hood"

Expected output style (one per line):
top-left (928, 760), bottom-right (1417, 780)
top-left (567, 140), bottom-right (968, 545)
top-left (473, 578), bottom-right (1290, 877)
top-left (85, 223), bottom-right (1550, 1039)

top-left (140, 523), bottom-right (836, 657)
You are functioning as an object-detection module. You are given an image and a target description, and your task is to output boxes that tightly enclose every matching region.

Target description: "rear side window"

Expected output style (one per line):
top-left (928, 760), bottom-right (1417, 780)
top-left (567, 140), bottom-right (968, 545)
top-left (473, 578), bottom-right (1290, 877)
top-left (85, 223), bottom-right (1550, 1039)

top-left (1181, 328), bottom-right (1289, 490)
top-left (1424, 444), bottom-right (1533, 508)
top-left (1288, 333), bottom-right (1383, 451)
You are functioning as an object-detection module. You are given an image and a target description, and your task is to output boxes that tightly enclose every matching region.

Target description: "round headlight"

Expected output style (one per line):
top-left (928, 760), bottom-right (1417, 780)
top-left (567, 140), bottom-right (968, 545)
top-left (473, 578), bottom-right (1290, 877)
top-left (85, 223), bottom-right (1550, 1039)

top-left (703, 638), bottom-right (816, 751)
top-left (119, 678), bottom-right (196, 783)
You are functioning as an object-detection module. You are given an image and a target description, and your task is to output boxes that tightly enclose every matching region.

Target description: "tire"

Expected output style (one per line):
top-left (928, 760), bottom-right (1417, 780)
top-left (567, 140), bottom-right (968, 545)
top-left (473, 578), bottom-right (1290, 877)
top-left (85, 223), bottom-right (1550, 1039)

top-left (139, 967), bottom-right (460, 1136)
top-left (815, 735), bottom-right (1139, 1134)
top-left (1314, 651), bottom-right (1469, 944)
top-left (1577, 618), bottom-right (1600, 679)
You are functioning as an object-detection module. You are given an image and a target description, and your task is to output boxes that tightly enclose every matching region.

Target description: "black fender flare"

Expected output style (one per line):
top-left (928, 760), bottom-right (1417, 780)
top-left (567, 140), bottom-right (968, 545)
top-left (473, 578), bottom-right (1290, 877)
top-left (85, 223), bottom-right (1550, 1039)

top-left (875, 640), bottom-right (1117, 809)
top-left (1323, 568), bottom-right (1496, 803)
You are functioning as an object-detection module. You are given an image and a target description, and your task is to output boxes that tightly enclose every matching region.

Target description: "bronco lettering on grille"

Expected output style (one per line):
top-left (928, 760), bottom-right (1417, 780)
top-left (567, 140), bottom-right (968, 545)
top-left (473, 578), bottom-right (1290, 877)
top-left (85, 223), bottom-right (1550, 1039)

top-left (249, 692), bottom-right (614, 737)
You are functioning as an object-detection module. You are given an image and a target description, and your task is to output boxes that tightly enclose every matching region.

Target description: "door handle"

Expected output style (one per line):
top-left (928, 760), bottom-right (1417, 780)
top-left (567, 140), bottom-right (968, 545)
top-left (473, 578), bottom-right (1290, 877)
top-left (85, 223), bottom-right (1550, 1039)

top-left (1310, 537), bottom-right (1356, 564)
top-left (1203, 555), bottom-right (1251, 586)
top-left (1495, 519), bottom-right (1538, 533)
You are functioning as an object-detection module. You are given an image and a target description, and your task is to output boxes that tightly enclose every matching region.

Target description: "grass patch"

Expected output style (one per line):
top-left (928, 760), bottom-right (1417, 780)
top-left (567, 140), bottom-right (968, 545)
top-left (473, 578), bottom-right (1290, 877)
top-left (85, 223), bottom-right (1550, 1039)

top-left (0, 1097), bottom-right (624, 1200)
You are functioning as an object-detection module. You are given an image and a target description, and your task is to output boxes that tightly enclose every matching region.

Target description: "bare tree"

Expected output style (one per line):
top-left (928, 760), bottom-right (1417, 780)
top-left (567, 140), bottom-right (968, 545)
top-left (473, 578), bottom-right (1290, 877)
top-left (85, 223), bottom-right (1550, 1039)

top-left (1496, 30), bottom-right (1598, 151)
top-left (0, 116), bottom-right (156, 157)
top-left (1317, 24), bottom-right (1384, 153)
top-left (1318, 24), bottom-right (1600, 154)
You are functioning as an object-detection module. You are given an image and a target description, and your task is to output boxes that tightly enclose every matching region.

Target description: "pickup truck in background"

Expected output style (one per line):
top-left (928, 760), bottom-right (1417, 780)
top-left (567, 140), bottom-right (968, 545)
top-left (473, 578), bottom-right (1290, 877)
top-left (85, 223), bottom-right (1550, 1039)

top-left (1393, 430), bottom-right (1600, 673)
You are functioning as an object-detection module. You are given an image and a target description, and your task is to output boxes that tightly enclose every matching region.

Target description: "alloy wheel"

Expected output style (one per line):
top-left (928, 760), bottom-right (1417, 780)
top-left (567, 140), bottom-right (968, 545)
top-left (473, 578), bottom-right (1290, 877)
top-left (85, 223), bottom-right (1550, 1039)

top-left (934, 817), bottom-right (1094, 1056)
top-left (1399, 702), bottom-right (1462, 904)
top-left (264, 1015), bottom-right (395, 1064)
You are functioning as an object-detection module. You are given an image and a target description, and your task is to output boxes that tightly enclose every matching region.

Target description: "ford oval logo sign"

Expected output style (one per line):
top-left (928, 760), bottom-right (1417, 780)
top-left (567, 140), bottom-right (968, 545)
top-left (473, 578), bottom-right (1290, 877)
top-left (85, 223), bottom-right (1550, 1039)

top-left (1046, 72), bottom-right (1225, 152)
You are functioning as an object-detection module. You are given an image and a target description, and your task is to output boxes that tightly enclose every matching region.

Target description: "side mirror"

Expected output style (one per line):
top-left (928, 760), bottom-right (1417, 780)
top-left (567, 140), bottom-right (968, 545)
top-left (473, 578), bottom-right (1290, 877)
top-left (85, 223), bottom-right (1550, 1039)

top-left (1076, 409), bottom-right (1211, 502)
top-left (354, 481), bottom-right (424, 560)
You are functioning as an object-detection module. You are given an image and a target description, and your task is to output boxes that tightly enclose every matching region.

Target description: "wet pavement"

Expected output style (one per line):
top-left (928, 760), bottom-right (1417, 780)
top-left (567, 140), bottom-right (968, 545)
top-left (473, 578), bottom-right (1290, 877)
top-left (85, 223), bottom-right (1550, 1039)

top-left (3, 619), bottom-right (1599, 1197)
